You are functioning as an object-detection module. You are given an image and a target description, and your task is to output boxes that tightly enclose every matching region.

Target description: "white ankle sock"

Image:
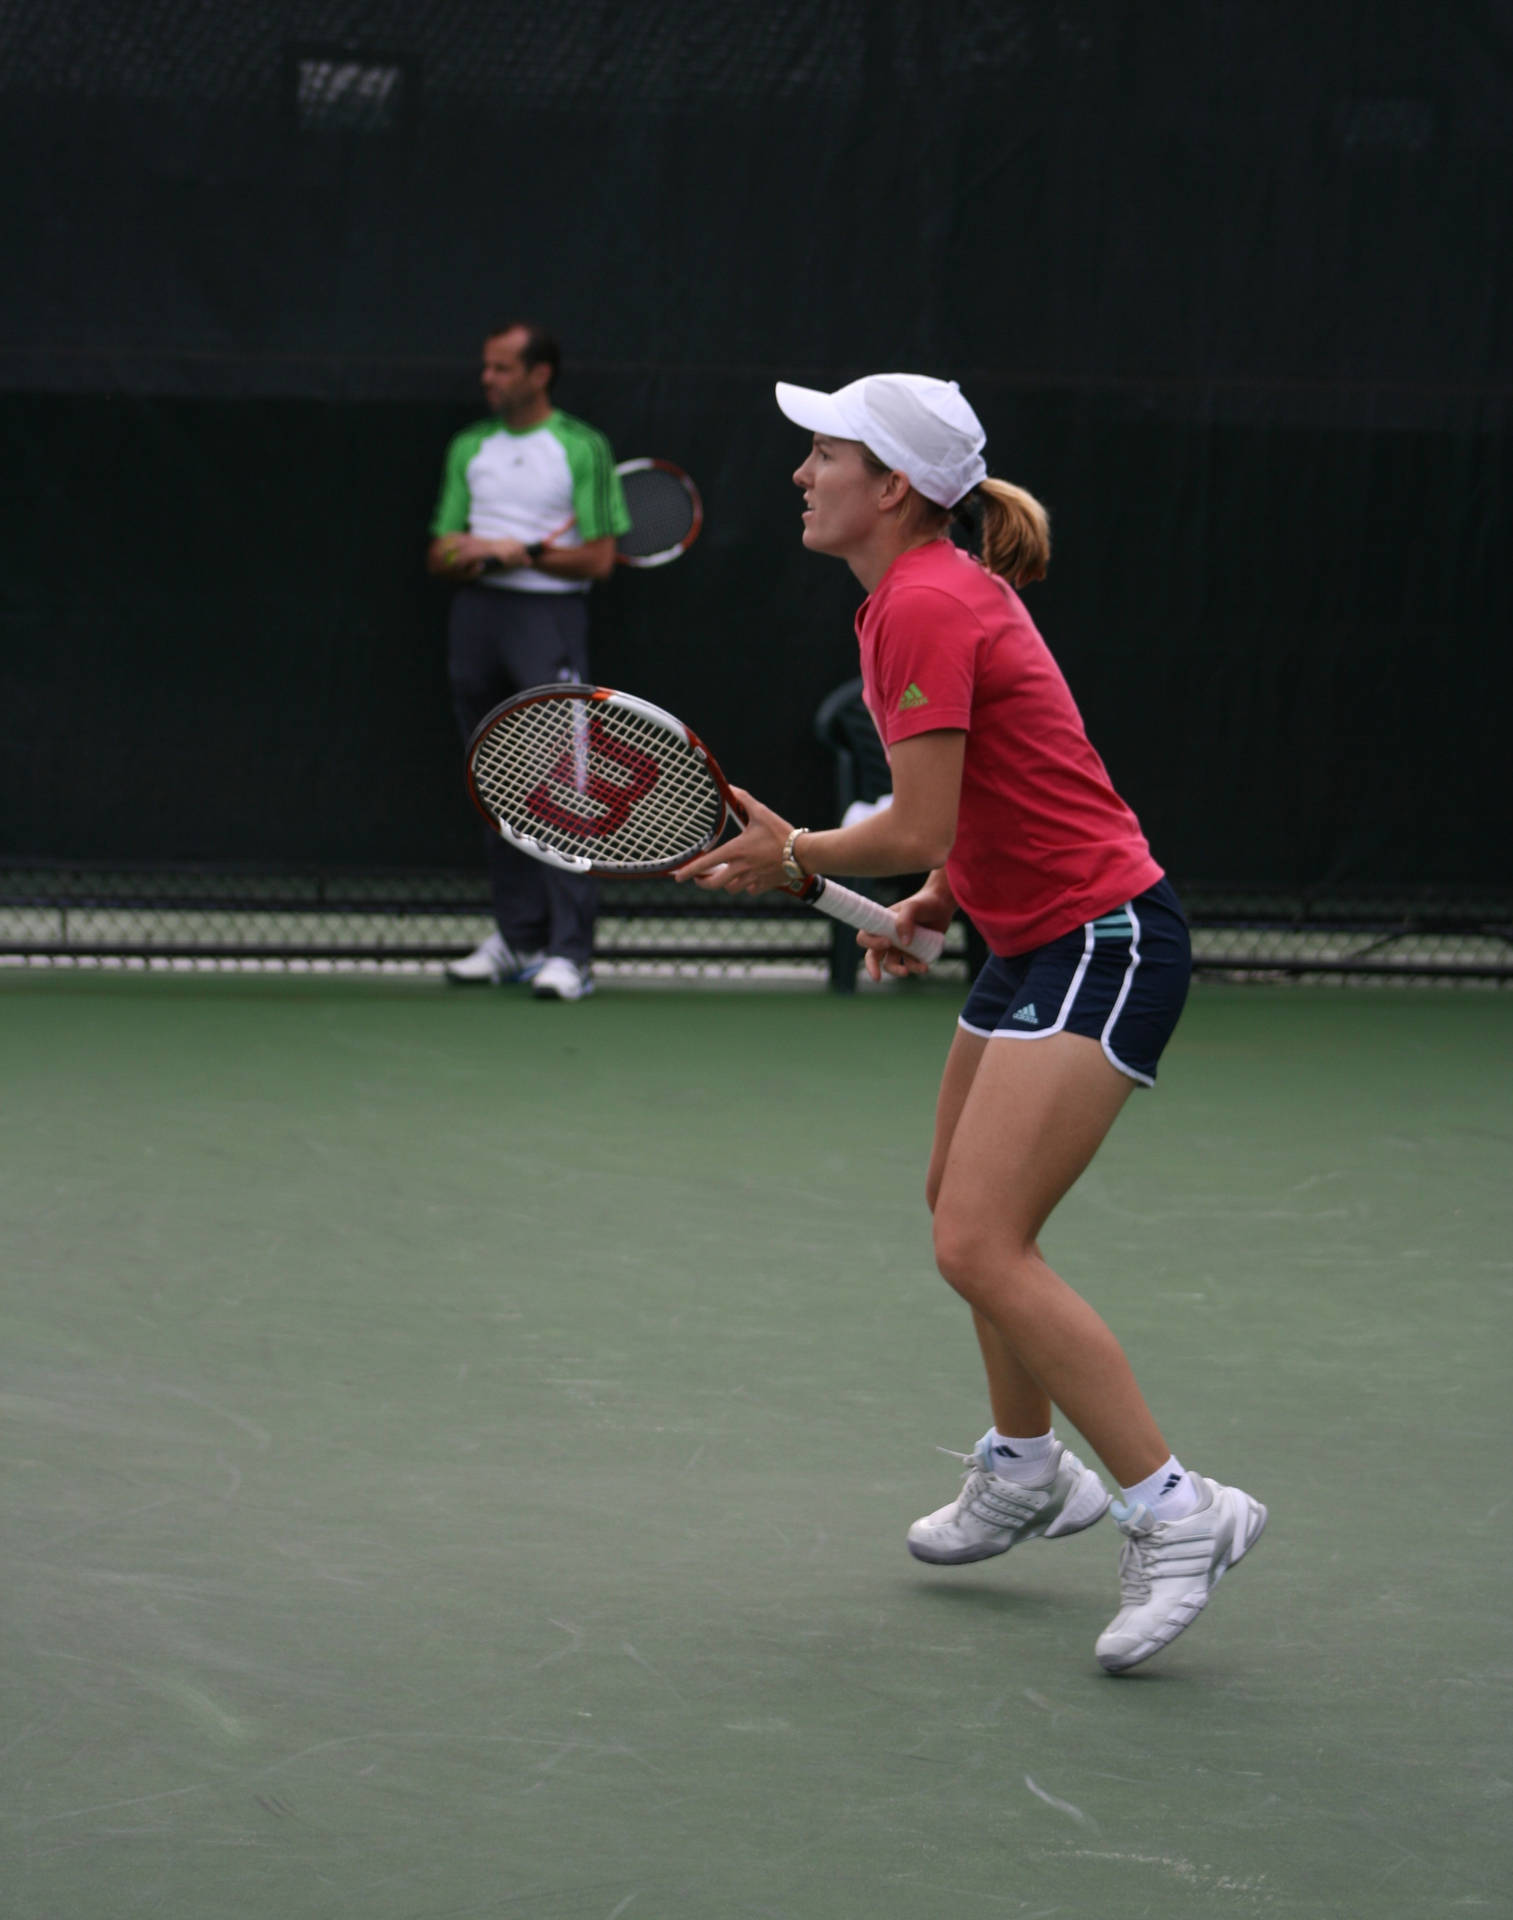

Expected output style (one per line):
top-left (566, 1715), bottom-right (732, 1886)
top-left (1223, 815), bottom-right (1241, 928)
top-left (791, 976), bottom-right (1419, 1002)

top-left (1121, 1454), bottom-right (1201, 1522)
top-left (985, 1428), bottom-right (1059, 1487)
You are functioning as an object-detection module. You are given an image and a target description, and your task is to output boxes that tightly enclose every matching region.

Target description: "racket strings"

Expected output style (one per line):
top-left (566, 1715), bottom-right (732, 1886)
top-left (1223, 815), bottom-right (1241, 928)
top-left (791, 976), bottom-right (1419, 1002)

top-left (472, 698), bottom-right (724, 870)
top-left (618, 469), bottom-right (698, 558)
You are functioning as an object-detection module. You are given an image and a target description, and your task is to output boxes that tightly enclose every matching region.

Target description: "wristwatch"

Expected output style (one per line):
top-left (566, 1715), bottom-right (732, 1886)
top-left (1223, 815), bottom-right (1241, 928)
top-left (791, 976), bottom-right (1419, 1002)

top-left (780, 827), bottom-right (809, 887)
top-left (525, 541), bottom-right (547, 563)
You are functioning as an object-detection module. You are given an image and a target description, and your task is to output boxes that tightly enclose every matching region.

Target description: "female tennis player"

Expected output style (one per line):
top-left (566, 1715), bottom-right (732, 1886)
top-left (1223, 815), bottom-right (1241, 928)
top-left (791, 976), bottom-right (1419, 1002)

top-left (677, 373), bottom-right (1265, 1673)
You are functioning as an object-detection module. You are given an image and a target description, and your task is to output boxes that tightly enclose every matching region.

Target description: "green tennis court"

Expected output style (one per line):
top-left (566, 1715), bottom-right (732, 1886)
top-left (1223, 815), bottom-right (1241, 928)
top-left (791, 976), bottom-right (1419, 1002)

top-left (3, 972), bottom-right (1509, 1917)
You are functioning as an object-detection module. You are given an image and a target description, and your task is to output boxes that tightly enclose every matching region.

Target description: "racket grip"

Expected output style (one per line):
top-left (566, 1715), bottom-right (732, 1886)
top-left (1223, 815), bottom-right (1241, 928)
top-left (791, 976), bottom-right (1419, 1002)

top-left (809, 878), bottom-right (947, 965)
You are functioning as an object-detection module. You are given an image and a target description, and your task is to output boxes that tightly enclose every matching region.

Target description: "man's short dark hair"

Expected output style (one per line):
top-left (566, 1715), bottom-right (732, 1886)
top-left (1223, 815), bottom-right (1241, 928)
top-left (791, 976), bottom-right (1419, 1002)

top-left (491, 321), bottom-right (561, 390)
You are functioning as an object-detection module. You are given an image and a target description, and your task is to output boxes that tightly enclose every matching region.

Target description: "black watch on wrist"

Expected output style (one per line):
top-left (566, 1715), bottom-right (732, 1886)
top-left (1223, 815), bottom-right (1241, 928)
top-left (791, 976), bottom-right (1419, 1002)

top-left (525, 541), bottom-right (547, 563)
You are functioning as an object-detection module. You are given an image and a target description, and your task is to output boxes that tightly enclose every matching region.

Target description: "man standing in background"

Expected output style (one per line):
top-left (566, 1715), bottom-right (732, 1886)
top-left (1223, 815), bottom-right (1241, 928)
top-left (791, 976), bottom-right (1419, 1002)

top-left (429, 322), bottom-right (629, 1002)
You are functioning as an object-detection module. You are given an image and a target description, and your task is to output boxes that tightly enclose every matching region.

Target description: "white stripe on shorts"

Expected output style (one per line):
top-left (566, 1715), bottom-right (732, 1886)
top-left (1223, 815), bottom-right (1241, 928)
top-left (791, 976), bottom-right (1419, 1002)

top-left (975, 922), bottom-right (1096, 1045)
top-left (1100, 896), bottom-right (1153, 1087)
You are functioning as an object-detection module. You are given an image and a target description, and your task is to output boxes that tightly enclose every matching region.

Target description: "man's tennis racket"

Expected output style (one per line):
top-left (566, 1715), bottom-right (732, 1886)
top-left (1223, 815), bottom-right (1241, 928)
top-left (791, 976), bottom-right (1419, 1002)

top-left (464, 684), bottom-right (947, 964)
top-left (479, 461), bottom-right (701, 573)
top-left (612, 460), bottom-right (702, 567)
top-left (519, 459), bottom-right (701, 569)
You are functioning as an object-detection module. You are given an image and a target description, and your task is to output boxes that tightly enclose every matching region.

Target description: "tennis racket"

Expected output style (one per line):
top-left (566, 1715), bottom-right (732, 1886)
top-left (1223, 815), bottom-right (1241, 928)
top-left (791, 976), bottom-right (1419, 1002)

top-left (611, 459), bottom-right (702, 567)
top-left (464, 684), bottom-right (947, 964)
top-left (512, 458), bottom-right (701, 570)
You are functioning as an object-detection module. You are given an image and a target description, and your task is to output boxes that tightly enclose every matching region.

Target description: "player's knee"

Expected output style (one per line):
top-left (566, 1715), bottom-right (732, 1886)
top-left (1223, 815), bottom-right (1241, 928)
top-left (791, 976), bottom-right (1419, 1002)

top-left (932, 1207), bottom-right (994, 1303)
top-left (933, 1203), bottom-right (1035, 1308)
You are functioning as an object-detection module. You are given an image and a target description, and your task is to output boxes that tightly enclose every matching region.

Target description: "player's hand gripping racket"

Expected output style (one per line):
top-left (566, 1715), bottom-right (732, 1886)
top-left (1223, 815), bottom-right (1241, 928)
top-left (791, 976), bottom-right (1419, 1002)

top-left (464, 685), bottom-right (947, 965)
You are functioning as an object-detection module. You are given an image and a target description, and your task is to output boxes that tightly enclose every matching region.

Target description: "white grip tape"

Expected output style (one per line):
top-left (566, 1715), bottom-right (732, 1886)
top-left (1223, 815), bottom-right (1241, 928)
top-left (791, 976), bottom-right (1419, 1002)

top-left (814, 879), bottom-right (947, 964)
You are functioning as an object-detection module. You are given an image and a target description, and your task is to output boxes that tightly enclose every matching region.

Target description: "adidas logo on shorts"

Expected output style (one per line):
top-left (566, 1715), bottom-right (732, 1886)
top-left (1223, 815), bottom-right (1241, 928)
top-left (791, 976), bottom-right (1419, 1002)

top-left (1011, 1004), bottom-right (1039, 1024)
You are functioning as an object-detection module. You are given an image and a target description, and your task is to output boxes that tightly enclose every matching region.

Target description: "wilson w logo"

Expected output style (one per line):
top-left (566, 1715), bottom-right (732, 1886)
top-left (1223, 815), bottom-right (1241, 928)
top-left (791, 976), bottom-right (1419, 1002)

top-left (524, 715), bottom-right (661, 838)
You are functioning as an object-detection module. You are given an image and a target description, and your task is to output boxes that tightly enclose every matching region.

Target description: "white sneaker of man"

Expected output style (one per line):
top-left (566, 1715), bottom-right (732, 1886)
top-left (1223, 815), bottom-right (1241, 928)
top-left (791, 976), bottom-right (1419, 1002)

top-left (531, 956), bottom-right (595, 1002)
top-left (444, 931), bottom-right (545, 986)
top-left (1095, 1475), bottom-right (1268, 1674)
top-left (906, 1435), bottom-right (1110, 1565)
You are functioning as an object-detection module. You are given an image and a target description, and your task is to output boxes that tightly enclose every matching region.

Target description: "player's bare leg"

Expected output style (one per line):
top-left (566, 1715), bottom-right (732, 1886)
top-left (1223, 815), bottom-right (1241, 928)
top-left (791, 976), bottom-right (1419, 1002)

top-left (970, 1307), bottom-right (1050, 1443)
top-left (931, 1029), bottom-right (1166, 1484)
top-left (925, 1029), bottom-right (1266, 1669)
top-left (908, 1028), bottom-right (1111, 1565)
top-left (926, 1029), bottom-right (1055, 1435)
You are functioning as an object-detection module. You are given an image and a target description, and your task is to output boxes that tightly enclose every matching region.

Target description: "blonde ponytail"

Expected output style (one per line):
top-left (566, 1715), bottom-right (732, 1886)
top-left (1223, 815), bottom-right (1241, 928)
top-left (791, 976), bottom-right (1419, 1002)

top-left (860, 440), bottom-right (1052, 585)
top-left (969, 478), bottom-right (1051, 586)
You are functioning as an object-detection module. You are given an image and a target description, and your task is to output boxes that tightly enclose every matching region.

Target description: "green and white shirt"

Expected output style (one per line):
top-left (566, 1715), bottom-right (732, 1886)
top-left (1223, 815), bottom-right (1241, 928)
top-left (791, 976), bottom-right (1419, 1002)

top-left (431, 410), bottom-right (630, 595)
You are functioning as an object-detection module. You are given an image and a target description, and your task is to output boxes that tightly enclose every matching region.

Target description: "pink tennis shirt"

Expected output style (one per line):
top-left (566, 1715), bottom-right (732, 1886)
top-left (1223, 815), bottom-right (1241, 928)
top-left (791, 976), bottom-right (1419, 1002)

top-left (855, 540), bottom-right (1163, 956)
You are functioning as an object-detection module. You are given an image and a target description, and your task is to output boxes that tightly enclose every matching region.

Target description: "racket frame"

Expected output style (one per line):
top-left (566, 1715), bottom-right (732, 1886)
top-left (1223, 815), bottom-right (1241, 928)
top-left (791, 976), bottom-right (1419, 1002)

top-left (512, 459), bottom-right (702, 572)
top-left (464, 684), bottom-right (947, 963)
top-left (612, 458), bottom-right (703, 569)
top-left (466, 685), bottom-right (730, 877)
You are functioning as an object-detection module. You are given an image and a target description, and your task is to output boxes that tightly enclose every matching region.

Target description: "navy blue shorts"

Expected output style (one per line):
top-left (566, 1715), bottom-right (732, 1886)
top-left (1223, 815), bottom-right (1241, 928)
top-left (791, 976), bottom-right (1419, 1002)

top-left (958, 877), bottom-right (1191, 1086)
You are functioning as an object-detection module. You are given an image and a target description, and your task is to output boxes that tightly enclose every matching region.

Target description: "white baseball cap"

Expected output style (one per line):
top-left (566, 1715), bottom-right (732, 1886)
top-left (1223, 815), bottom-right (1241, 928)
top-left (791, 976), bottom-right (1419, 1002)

top-left (775, 372), bottom-right (988, 508)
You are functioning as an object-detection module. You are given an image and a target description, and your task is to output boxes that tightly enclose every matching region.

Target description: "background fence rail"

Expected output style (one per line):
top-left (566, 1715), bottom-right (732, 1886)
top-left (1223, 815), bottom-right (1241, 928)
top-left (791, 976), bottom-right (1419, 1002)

top-left (3, 866), bottom-right (1507, 986)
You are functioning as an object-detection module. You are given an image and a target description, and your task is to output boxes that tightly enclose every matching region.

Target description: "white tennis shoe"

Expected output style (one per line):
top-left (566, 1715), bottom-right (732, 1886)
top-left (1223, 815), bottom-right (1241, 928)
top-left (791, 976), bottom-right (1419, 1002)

top-left (1095, 1475), bottom-right (1267, 1674)
top-left (531, 956), bottom-right (595, 1001)
top-left (444, 932), bottom-right (545, 986)
top-left (907, 1436), bottom-right (1110, 1565)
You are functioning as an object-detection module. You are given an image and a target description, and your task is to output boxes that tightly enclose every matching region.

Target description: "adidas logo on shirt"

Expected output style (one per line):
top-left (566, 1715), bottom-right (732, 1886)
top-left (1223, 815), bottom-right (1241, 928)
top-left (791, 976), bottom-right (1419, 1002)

top-left (1011, 1004), bottom-right (1039, 1024)
top-left (898, 682), bottom-right (929, 711)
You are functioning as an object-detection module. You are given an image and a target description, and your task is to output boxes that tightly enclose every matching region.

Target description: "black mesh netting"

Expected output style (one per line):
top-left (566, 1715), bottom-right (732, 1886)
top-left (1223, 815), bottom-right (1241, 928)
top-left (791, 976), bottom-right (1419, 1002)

top-left (3, 2), bottom-right (1510, 979)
